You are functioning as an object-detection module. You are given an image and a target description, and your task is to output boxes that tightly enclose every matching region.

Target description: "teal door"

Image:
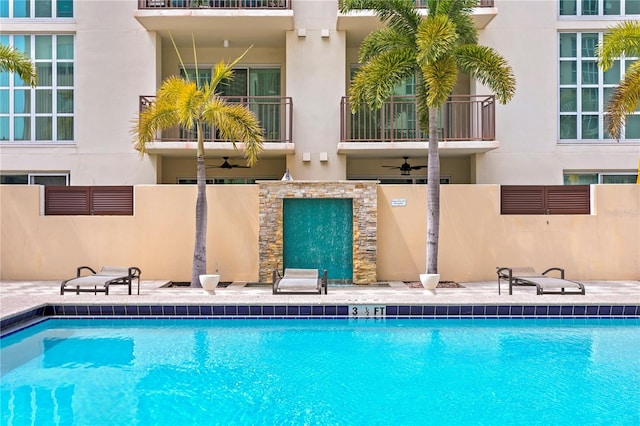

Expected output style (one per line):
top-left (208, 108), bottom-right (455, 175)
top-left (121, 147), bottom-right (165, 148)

top-left (283, 198), bottom-right (353, 282)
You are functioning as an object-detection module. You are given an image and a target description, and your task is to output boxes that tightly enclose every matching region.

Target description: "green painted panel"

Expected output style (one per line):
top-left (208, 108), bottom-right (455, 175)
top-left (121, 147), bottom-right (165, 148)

top-left (283, 198), bottom-right (353, 282)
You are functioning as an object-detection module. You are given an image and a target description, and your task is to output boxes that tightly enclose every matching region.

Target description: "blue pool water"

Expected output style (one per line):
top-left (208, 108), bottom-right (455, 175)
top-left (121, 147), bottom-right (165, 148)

top-left (2, 319), bottom-right (639, 426)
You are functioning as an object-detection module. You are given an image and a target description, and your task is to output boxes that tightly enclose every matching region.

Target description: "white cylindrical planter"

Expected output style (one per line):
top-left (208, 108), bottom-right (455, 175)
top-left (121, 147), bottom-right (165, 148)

top-left (199, 274), bottom-right (220, 295)
top-left (420, 274), bottom-right (440, 295)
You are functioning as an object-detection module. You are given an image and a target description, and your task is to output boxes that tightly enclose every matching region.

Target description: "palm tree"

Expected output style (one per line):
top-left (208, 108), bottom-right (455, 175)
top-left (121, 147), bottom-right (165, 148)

top-left (0, 43), bottom-right (37, 87)
top-left (596, 21), bottom-right (640, 141)
top-left (339, 0), bottom-right (515, 274)
top-left (133, 47), bottom-right (263, 287)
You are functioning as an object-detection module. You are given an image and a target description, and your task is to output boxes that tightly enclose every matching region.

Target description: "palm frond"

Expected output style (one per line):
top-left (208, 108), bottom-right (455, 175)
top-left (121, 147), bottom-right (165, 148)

top-left (349, 49), bottom-right (417, 111)
top-left (359, 27), bottom-right (415, 63)
top-left (605, 61), bottom-right (640, 139)
top-left (416, 15), bottom-right (459, 65)
top-left (209, 46), bottom-right (253, 92)
top-left (133, 101), bottom-right (181, 154)
top-left (340, 0), bottom-right (422, 34)
top-left (454, 44), bottom-right (516, 104)
top-left (203, 100), bottom-right (264, 165)
top-left (597, 21), bottom-right (640, 70)
top-left (421, 56), bottom-right (458, 107)
top-left (427, 0), bottom-right (477, 45)
top-left (0, 43), bottom-right (38, 87)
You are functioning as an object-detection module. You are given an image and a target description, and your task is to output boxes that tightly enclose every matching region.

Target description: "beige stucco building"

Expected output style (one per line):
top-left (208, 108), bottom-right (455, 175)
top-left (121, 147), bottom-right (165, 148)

top-left (1, 0), bottom-right (638, 282)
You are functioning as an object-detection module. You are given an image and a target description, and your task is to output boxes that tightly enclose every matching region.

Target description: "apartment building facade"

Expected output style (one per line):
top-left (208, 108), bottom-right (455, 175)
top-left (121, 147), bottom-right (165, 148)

top-left (1, 0), bottom-right (637, 187)
top-left (1, 1), bottom-right (639, 283)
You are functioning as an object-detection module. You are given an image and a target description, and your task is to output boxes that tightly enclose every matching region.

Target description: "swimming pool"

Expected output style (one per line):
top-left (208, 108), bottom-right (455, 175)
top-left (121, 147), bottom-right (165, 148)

top-left (2, 318), bottom-right (639, 425)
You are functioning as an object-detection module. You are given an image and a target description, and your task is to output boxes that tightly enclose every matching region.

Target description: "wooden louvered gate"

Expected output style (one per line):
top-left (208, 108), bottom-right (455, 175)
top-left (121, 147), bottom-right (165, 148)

top-left (501, 185), bottom-right (590, 215)
top-left (45, 186), bottom-right (133, 215)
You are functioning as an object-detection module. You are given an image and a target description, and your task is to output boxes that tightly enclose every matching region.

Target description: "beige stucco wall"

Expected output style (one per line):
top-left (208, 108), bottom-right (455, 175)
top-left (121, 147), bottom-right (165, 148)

top-left (377, 184), bottom-right (639, 282)
top-left (1, 184), bottom-right (638, 283)
top-left (0, 185), bottom-right (259, 282)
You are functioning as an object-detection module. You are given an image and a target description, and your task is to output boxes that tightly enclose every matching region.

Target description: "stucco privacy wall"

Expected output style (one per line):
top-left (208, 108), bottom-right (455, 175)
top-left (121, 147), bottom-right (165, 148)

top-left (1, 184), bottom-right (638, 282)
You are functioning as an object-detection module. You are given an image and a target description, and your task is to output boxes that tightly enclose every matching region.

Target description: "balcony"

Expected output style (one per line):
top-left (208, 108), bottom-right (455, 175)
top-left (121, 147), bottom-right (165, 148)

top-left (338, 0), bottom-right (497, 47)
top-left (134, 0), bottom-right (293, 49)
top-left (139, 95), bottom-right (293, 157)
top-left (138, 0), bottom-right (290, 9)
top-left (339, 95), bottom-right (498, 156)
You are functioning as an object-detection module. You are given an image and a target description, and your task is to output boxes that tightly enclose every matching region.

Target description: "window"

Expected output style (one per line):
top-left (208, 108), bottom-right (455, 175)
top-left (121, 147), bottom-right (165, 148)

top-left (179, 66), bottom-right (282, 141)
top-left (564, 172), bottom-right (638, 184)
top-left (559, 32), bottom-right (639, 141)
top-left (0, 172), bottom-right (68, 185)
top-left (0, 0), bottom-right (73, 17)
top-left (559, 0), bottom-right (640, 15)
top-left (0, 34), bottom-right (74, 142)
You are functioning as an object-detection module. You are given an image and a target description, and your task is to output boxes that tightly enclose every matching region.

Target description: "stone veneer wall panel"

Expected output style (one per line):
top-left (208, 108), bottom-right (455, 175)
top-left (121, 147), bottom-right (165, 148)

top-left (258, 181), bottom-right (377, 284)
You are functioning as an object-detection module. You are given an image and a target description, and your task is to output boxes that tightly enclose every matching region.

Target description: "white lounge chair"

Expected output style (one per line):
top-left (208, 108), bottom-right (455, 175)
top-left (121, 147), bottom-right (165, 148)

top-left (496, 266), bottom-right (585, 295)
top-left (272, 268), bottom-right (328, 295)
top-left (61, 266), bottom-right (142, 295)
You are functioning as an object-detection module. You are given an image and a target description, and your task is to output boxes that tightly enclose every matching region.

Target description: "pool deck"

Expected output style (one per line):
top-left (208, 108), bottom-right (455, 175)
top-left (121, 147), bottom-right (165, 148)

top-left (1, 279), bottom-right (639, 321)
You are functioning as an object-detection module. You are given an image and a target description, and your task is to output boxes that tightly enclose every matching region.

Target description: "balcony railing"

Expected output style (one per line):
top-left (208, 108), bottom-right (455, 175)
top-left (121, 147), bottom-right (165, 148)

top-left (140, 95), bottom-right (293, 144)
top-left (415, 0), bottom-right (494, 6)
top-left (340, 95), bottom-right (495, 142)
top-left (138, 0), bottom-right (491, 10)
top-left (138, 0), bottom-right (291, 9)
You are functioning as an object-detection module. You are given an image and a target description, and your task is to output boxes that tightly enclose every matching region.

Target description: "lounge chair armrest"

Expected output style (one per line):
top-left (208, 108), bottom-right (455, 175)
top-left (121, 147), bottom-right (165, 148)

top-left (496, 267), bottom-right (513, 279)
top-left (77, 266), bottom-right (97, 277)
top-left (128, 267), bottom-right (142, 279)
top-left (542, 267), bottom-right (564, 279)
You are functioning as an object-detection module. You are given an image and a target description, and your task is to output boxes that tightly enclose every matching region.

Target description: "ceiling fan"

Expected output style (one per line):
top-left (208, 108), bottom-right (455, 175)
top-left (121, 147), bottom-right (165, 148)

top-left (382, 157), bottom-right (427, 175)
top-left (206, 157), bottom-right (250, 169)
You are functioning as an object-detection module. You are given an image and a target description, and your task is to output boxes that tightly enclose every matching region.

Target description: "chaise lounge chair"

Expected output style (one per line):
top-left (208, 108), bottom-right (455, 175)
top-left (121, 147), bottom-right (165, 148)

top-left (496, 266), bottom-right (585, 296)
top-left (61, 266), bottom-right (142, 295)
top-left (272, 268), bottom-right (328, 295)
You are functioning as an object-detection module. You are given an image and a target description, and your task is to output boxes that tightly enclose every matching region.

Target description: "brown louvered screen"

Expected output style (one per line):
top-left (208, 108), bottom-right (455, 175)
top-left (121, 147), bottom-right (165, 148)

top-left (501, 186), bottom-right (545, 214)
top-left (45, 186), bottom-right (133, 216)
top-left (501, 185), bottom-right (590, 215)
top-left (546, 185), bottom-right (590, 214)
top-left (45, 187), bottom-right (90, 215)
top-left (92, 187), bottom-right (134, 215)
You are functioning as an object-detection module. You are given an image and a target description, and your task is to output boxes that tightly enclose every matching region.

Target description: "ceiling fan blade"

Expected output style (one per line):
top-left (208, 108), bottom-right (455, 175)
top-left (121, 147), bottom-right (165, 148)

top-left (206, 157), bottom-right (250, 169)
top-left (411, 165), bottom-right (428, 170)
top-left (382, 165), bottom-right (401, 169)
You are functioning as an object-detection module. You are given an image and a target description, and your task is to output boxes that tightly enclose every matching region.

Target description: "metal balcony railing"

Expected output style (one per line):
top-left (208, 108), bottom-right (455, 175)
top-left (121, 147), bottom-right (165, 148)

top-left (137, 0), bottom-right (491, 9)
top-left (415, 0), bottom-right (494, 6)
top-left (340, 95), bottom-right (495, 142)
top-left (138, 0), bottom-right (291, 9)
top-left (139, 95), bottom-right (293, 144)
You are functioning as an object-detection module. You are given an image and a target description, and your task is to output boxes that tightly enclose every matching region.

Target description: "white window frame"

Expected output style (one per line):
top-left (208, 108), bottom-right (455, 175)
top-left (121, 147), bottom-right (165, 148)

top-left (0, 34), bottom-right (75, 144)
top-left (563, 171), bottom-right (638, 184)
top-left (558, 31), bottom-right (639, 142)
top-left (0, 172), bottom-right (69, 185)
top-left (559, 0), bottom-right (640, 16)
top-left (1, 0), bottom-right (74, 18)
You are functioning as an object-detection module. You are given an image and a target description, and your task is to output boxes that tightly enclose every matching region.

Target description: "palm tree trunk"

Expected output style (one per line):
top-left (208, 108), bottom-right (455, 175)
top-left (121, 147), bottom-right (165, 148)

top-left (427, 106), bottom-right (440, 274)
top-left (191, 122), bottom-right (207, 288)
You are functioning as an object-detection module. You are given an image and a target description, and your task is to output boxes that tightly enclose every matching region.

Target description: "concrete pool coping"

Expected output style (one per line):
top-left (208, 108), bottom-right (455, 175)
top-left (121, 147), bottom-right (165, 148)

top-left (2, 279), bottom-right (639, 324)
